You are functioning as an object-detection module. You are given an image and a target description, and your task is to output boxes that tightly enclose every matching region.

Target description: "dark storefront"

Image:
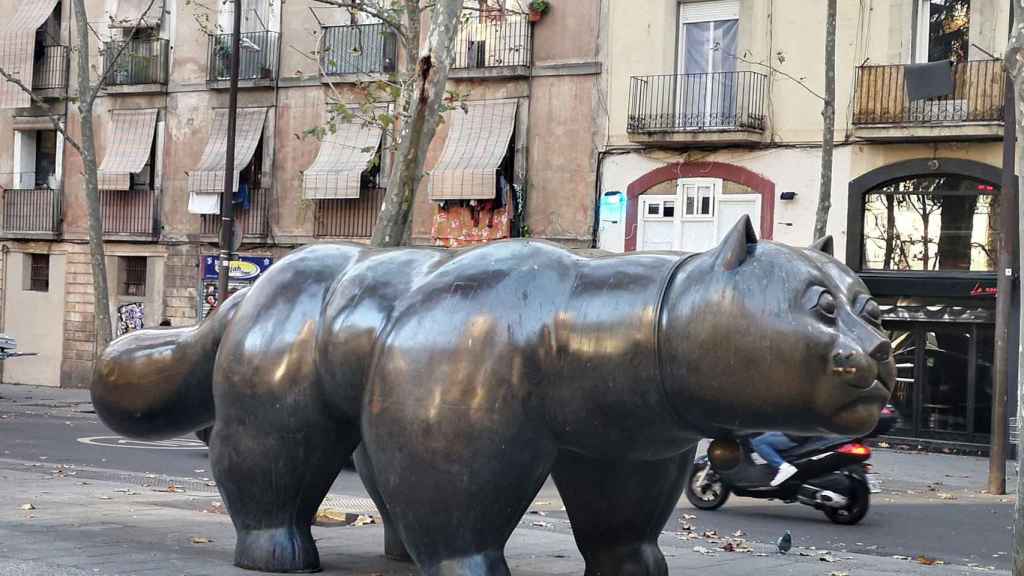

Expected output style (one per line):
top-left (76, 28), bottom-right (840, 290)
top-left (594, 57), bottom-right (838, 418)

top-left (847, 158), bottom-right (1017, 448)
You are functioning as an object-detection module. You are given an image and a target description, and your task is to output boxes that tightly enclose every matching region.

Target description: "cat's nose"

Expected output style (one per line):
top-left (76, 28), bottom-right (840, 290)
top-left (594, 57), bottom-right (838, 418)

top-left (868, 339), bottom-right (892, 362)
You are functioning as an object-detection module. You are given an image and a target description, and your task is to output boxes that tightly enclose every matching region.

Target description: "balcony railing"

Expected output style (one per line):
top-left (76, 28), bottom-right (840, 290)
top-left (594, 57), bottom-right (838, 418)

top-left (628, 71), bottom-right (769, 132)
top-left (101, 189), bottom-right (157, 236)
top-left (207, 31), bottom-right (279, 83)
top-left (853, 59), bottom-right (1005, 125)
top-left (103, 38), bottom-right (170, 86)
top-left (200, 188), bottom-right (270, 238)
top-left (32, 45), bottom-right (69, 91)
top-left (2, 187), bottom-right (61, 236)
top-left (321, 23), bottom-right (396, 76)
top-left (452, 13), bottom-right (531, 70)
top-left (314, 188), bottom-right (385, 238)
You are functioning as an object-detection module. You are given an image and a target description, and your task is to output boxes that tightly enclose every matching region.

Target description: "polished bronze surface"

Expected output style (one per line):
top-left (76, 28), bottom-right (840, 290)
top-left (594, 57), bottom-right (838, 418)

top-left (91, 215), bottom-right (892, 575)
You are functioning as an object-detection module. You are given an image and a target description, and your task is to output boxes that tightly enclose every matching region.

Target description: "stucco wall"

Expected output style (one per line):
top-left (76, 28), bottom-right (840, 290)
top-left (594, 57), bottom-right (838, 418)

top-left (3, 248), bottom-right (66, 387)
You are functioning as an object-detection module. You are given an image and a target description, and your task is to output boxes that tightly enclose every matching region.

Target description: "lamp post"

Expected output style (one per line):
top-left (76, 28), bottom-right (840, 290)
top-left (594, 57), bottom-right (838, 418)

top-left (217, 0), bottom-right (243, 303)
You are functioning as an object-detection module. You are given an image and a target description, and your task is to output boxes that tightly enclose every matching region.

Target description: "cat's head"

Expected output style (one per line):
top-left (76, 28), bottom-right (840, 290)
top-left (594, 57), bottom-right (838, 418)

top-left (659, 216), bottom-right (895, 437)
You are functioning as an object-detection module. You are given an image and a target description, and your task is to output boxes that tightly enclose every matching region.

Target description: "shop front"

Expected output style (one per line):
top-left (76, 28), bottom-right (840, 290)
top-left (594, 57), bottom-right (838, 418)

top-left (846, 158), bottom-right (1016, 448)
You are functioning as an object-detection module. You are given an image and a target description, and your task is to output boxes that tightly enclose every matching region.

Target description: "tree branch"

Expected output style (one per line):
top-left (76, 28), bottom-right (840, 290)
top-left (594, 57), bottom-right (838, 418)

top-left (730, 51), bottom-right (826, 102)
top-left (0, 67), bottom-right (85, 157)
top-left (311, 0), bottom-right (409, 42)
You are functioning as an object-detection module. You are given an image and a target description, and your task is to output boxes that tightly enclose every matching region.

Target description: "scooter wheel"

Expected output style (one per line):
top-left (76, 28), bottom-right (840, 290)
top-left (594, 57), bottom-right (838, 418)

top-left (685, 462), bottom-right (731, 510)
top-left (824, 474), bottom-right (870, 525)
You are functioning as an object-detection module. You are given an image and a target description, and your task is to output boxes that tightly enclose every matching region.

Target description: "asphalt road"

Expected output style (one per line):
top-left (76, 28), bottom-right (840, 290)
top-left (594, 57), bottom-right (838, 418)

top-left (0, 388), bottom-right (1012, 571)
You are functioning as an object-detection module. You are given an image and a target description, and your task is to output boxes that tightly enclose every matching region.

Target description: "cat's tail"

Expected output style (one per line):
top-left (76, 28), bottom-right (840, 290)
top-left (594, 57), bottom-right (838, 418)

top-left (90, 288), bottom-right (249, 440)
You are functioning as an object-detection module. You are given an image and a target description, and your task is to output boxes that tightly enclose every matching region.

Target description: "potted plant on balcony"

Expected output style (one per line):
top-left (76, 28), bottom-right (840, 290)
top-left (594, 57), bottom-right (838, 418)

top-left (528, 0), bottom-right (549, 22)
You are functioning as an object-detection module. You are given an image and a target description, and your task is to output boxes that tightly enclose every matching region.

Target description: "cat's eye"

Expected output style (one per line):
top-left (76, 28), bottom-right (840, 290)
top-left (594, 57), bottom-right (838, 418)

top-left (859, 297), bottom-right (882, 326)
top-left (816, 291), bottom-right (837, 319)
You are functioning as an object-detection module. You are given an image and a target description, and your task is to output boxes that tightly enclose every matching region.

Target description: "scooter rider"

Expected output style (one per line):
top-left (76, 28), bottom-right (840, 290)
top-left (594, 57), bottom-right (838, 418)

top-left (750, 432), bottom-right (800, 487)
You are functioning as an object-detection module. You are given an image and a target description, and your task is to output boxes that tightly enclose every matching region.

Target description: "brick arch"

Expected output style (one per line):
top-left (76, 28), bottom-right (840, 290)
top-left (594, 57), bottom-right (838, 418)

top-left (624, 161), bottom-right (776, 252)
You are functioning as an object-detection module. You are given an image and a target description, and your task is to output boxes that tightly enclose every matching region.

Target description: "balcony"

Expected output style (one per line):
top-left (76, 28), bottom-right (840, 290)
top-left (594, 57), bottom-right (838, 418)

top-left (320, 23), bottom-right (396, 79)
top-left (100, 189), bottom-right (158, 239)
top-left (207, 31), bottom-right (279, 88)
top-left (627, 71), bottom-right (769, 147)
top-left (852, 59), bottom-right (1005, 141)
top-left (102, 38), bottom-right (169, 93)
top-left (32, 45), bottom-right (69, 97)
top-left (200, 188), bottom-right (270, 239)
top-left (314, 188), bottom-right (385, 238)
top-left (1, 187), bottom-right (62, 239)
top-left (449, 13), bottom-right (531, 79)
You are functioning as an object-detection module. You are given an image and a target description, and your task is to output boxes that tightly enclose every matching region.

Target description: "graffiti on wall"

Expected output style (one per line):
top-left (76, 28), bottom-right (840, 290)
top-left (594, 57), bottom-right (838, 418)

top-left (117, 302), bottom-right (145, 336)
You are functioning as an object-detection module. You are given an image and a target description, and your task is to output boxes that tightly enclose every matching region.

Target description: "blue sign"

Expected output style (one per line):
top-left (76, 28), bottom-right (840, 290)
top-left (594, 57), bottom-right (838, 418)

top-left (202, 256), bottom-right (273, 281)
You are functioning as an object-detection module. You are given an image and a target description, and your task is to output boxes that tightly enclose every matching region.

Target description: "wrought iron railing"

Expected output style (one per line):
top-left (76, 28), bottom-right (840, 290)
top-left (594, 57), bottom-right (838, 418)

top-left (627, 71), bottom-right (769, 132)
top-left (100, 189), bottom-right (157, 236)
top-left (103, 38), bottom-right (170, 86)
top-left (207, 31), bottom-right (279, 82)
top-left (320, 23), bottom-right (396, 76)
top-left (2, 188), bottom-right (61, 235)
top-left (314, 188), bottom-right (385, 238)
top-left (853, 59), bottom-right (1005, 125)
top-left (200, 187), bottom-right (270, 238)
top-left (32, 45), bottom-right (69, 91)
top-left (452, 12), bottom-right (531, 69)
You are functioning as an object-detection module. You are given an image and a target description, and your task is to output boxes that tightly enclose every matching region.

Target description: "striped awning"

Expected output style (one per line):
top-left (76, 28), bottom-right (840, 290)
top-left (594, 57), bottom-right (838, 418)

top-left (109, 0), bottom-right (166, 28)
top-left (187, 107), bottom-right (267, 214)
top-left (0, 0), bottom-right (61, 109)
top-left (428, 99), bottom-right (517, 201)
top-left (302, 116), bottom-right (383, 199)
top-left (97, 109), bottom-right (158, 191)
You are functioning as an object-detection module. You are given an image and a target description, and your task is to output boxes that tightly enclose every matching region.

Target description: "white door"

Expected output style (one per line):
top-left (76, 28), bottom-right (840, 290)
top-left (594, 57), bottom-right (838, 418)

top-left (637, 195), bottom-right (677, 251)
top-left (716, 194), bottom-right (762, 240)
top-left (678, 178), bottom-right (719, 253)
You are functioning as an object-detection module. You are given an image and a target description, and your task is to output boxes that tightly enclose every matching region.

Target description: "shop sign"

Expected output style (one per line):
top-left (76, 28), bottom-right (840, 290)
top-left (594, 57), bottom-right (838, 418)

top-left (202, 256), bottom-right (273, 281)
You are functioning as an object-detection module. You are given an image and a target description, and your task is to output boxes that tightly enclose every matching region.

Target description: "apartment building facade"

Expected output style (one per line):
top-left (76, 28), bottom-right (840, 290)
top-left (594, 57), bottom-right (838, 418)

top-left (597, 0), bottom-right (1012, 448)
top-left (0, 0), bottom-right (605, 388)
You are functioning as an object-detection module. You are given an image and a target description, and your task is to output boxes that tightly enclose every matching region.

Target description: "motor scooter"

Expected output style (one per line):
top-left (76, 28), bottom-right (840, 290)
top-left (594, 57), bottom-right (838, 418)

top-left (684, 405), bottom-right (899, 525)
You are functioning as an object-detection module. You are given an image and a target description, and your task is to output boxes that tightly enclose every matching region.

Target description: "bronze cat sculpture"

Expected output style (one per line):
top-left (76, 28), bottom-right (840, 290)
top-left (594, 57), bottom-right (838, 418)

top-left (91, 216), bottom-right (894, 576)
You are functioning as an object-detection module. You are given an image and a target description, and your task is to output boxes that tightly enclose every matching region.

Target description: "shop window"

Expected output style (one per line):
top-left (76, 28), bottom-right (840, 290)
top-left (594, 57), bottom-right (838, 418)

top-left (120, 256), bottom-right (147, 297)
top-left (916, 0), bottom-right (970, 63)
top-left (862, 174), bottom-right (998, 272)
top-left (26, 254), bottom-right (49, 292)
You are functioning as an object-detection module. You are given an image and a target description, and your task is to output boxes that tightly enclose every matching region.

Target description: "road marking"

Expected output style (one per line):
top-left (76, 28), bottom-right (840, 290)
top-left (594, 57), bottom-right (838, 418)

top-left (77, 436), bottom-right (207, 450)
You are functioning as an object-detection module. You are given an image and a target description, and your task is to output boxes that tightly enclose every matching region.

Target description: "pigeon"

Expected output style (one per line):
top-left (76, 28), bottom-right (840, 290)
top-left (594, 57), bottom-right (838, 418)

top-left (777, 530), bottom-right (792, 554)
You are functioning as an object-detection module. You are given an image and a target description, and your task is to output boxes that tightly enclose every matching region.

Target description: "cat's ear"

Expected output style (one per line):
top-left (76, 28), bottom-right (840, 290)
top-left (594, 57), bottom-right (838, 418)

top-left (714, 215), bottom-right (758, 271)
top-left (809, 235), bottom-right (834, 256)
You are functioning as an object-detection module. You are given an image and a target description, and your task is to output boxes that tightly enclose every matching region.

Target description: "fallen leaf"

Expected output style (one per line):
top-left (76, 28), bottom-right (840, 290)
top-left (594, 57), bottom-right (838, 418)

top-left (918, 555), bottom-right (937, 565)
top-left (829, 572), bottom-right (849, 576)
top-left (892, 555), bottom-right (911, 560)
top-left (692, 546), bottom-right (717, 557)
top-left (531, 521), bottom-right (552, 528)
top-left (936, 493), bottom-right (957, 500)
top-left (819, 555), bottom-right (837, 562)
top-left (97, 496), bottom-right (112, 500)
top-left (732, 529), bottom-right (745, 537)
top-left (19, 503), bottom-right (34, 510)
top-left (721, 542), bottom-right (736, 552)
top-left (682, 513), bottom-right (696, 520)
top-left (191, 536), bottom-right (212, 544)
top-left (352, 514), bottom-right (375, 526)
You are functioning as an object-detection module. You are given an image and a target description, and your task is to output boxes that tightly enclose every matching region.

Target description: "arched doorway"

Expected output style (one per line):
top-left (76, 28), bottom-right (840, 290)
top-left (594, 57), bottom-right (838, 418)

top-left (846, 158), bottom-right (1006, 445)
top-left (624, 161), bottom-right (775, 252)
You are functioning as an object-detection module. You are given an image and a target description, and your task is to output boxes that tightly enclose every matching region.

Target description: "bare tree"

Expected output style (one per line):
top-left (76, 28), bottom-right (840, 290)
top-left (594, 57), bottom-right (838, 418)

top-left (312, 0), bottom-right (467, 247)
top-left (812, 0), bottom-right (837, 240)
top-left (1007, 1), bottom-right (1024, 572)
top-left (0, 0), bottom-right (160, 352)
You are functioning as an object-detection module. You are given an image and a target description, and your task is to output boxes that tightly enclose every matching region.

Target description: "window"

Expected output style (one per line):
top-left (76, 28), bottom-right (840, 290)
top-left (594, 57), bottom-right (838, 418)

top-left (120, 256), bottom-right (147, 297)
top-left (28, 254), bottom-right (49, 292)
top-left (861, 174), bottom-right (998, 272)
top-left (916, 0), bottom-right (970, 63)
top-left (682, 182), bottom-right (715, 218)
top-left (34, 130), bottom-right (57, 188)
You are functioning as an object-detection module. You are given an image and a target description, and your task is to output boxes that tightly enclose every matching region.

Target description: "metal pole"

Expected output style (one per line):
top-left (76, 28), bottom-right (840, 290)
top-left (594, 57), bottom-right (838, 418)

top-left (992, 72), bottom-right (1018, 496)
top-left (217, 0), bottom-right (243, 305)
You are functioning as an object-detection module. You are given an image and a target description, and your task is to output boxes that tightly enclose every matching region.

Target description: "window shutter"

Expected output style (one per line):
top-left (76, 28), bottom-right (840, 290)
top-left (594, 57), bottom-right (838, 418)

top-left (680, 0), bottom-right (740, 23)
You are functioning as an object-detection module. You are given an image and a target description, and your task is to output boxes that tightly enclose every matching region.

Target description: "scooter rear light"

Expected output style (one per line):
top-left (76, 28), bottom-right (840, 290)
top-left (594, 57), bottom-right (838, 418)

top-left (837, 443), bottom-right (871, 458)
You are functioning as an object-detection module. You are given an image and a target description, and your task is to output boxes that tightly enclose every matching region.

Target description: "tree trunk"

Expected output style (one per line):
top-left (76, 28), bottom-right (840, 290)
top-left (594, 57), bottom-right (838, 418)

top-left (813, 0), bottom-right (837, 241)
top-left (1008, 1), bottom-right (1024, 573)
top-left (370, 0), bottom-right (464, 247)
top-left (71, 0), bottom-right (113, 351)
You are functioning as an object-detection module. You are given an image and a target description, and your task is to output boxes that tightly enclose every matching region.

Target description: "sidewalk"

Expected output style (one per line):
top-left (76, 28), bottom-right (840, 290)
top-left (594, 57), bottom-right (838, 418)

top-left (0, 465), bottom-right (1003, 576)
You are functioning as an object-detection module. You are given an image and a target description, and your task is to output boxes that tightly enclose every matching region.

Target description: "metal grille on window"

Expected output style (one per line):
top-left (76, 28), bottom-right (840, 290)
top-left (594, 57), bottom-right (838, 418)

top-left (122, 257), bottom-right (147, 297)
top-left (29, 254), bottom-right (49, 292)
